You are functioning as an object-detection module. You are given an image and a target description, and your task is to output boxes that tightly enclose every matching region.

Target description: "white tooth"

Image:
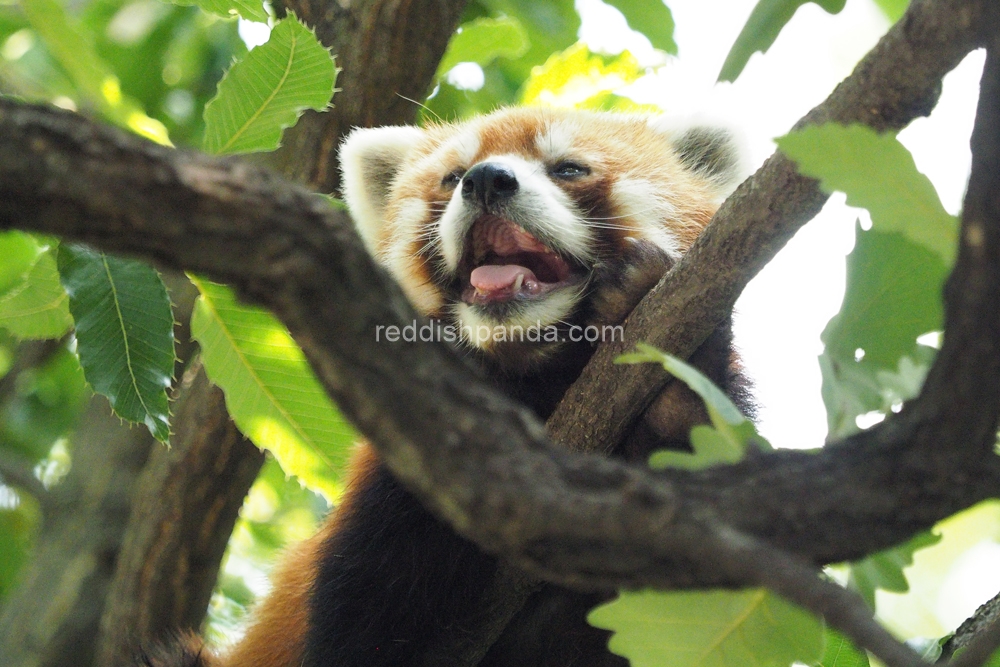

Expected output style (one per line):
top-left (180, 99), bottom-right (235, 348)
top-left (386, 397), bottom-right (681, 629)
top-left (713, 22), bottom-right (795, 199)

top-left (513, 273), bottom-right (525, 292)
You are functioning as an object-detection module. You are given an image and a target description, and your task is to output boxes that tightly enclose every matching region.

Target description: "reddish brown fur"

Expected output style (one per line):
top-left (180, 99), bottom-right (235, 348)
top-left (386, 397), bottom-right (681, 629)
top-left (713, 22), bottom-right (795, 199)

top-left (194, 446), bottom-right (382, 667)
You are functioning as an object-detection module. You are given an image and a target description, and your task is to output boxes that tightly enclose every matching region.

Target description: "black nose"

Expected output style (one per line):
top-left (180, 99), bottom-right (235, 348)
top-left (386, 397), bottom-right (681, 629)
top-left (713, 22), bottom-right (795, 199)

top-left (462, 162), bottom-right (519, 208)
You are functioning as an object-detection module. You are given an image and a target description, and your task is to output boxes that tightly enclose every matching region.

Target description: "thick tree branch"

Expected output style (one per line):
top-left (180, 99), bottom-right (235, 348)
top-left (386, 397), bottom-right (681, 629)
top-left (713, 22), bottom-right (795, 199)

top-left (943, 592), bottom-right (1000, 662)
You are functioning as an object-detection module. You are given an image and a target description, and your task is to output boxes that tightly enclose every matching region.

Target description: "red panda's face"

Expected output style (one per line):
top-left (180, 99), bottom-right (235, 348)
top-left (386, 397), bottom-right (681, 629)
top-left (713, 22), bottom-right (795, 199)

top-left (340, 108), bottom-right (741, 371)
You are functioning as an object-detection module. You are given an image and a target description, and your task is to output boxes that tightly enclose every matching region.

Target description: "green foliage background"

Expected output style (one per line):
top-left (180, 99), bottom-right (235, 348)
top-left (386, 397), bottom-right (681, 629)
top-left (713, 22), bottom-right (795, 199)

top-left (1, 0), bottom-right (997, 665)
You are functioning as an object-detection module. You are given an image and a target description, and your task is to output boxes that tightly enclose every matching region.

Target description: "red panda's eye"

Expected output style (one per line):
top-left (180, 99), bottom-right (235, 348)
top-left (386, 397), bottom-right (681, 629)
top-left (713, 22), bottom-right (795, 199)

top-left (550, 161), bottom-right (590, 179)
top-left (441, 170), bottom-right (465, 188)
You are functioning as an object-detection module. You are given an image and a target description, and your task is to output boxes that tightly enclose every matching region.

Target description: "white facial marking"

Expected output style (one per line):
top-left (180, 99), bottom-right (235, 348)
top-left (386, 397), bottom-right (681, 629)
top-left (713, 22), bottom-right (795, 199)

top-left (535, 121), bottom-right (576, 163)
top-left (443, 127), bottom-right (481, 167)
top-left (611, 178), bottom-right (683, 259)
top-left (339, 126), bottom-right (425, 255)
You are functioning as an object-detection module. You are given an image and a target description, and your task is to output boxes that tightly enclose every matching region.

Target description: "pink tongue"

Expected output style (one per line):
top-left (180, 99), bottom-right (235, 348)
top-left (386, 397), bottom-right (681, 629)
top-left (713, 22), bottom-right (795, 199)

top-left (470, 265), bottom-right (536, 291)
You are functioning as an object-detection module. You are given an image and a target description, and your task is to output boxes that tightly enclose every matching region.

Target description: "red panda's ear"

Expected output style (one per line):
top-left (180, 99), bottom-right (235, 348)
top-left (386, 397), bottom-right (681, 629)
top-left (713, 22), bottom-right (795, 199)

top-left (338, 126), bottom-right (425, 254)
top-left (647, 116), bottom-right (748, 200)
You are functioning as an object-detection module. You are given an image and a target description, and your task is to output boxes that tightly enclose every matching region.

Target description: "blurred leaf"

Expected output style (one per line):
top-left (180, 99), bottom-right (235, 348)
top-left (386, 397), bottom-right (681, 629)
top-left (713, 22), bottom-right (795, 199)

top-left (906, 637), bottom-right (943, 662)
top-left (819, 353), bottom-right (882, 440)
top-left (171, 0), bottom-right (269, 23)
top-left (0, 494), bottom-right (41, 600)
top-left (190, 278), bottom-right (356, 500)
top-left (847, 530), bottom-right (941, 608)
top-left (603, 0), bottom-right (677, 54)
top-left (820, 228), bottom-right (942, 437)
top-left (521, 43), bottom-right (644, 108)
top-left (202, 14), bottom-right (337, 155)
top-left (473, 0), bottom-right (580, 81)
top-left (817, 630), bottom-right (870, 667)
top-left (777, 124), bottom-right (958, 264)
top-left (822, 228), bottom-right (946, 370)
top-left (872, 0), bottom-right (908, 22)
top-left (618, 343), bottom-right (763, 469)
top-left (589, 588), bottom-right (824, 667)
top-left (0, 248), bottom-right (73, 340)
top-left (0, 232), bottom-right (44, 298)
top-left (648, 424), bottom-right (752, 470)
top-left (19, 0), bottom-right (171, 143)
top-left (58, 245), bottom-right (174, 442)
top-left (719, 0), bottom-right (847, 82)
top-left (204, 456), bottom-right (324, 643)
top-left (437, 16), bottom-right (528, 76)
top-left (0, 346), bottom-right (89, 461)
top-left (619, 343), bottom-right (747, 427)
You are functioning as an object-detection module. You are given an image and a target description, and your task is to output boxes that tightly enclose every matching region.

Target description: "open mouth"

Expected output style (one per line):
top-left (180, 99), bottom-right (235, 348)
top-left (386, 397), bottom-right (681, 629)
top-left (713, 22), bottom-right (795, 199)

top-left (459, 216), bottom-right (583, 305)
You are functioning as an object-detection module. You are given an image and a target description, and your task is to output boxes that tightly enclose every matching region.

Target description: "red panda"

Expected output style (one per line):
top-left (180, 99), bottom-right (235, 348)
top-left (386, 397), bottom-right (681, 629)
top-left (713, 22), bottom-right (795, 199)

top-left (143, 108), bottom-right (750, 667)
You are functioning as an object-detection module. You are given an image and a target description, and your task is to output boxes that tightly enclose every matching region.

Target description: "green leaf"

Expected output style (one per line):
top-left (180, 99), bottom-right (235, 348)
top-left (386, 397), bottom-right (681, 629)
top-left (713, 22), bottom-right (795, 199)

top-left (474, 0), bottom-right (580, 81)
top-left (603, 0), bottom-right (677, 55)
top-left (618, 343), bottom-right (765, 469)
top-left (19, 0), bottom-right (170, 144)
top-left (776, 124), bottom-right (958, 264)
top-left (589, 588), bottom-right (824, 667)
top-left (437, 17), bottom-right (529, 77)
top-left (820, 225), bottom-right (942, 437)
top-left (58, 245), bottom-right (174, 442)
top-left (190, 278), bottom-right (356, 500)
top-left (819, 353), bottom-right (881, 439)
top-left (0, 346), bottom-right (89, 462)
top-left (817, 630), bottom-right (870, 667)
top-left (0, 232), bottom-right (44, 298)
top-left (617, 344), bottom-right (746, 428)
top-left (0, 248), bottom-right (73, 340)
top-left (823, 228), bottom-right (946, 370)
top-left (202, 14), bottom-right (337, 155)
top-left (520, 43), bottom-right (645, 108)
top-left (649, 424), bottom-right (749, 470)
top-left (719, 0), bottom-right (847, 82)
top-left (847, 530), bottom-right (941, 608)
top-left (170, 0), bottom-right (269, 23)
top-left (871, 0), bottom-right (909, 22)
top-left (0, 495), bottom-right (41, 600)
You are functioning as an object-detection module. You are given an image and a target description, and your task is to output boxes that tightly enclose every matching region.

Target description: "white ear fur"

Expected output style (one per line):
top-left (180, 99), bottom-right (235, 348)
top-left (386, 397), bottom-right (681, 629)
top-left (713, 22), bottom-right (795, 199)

top-left (647, 115), bottom-right (749, 199)
top-left (339, 126), bottom-right (426, 254)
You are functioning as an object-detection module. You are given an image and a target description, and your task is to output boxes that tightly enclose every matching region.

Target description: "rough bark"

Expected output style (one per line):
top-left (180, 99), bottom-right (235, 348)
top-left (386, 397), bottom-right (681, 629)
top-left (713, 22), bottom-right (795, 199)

top-left (93, 363), bottom-right (265, 667)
